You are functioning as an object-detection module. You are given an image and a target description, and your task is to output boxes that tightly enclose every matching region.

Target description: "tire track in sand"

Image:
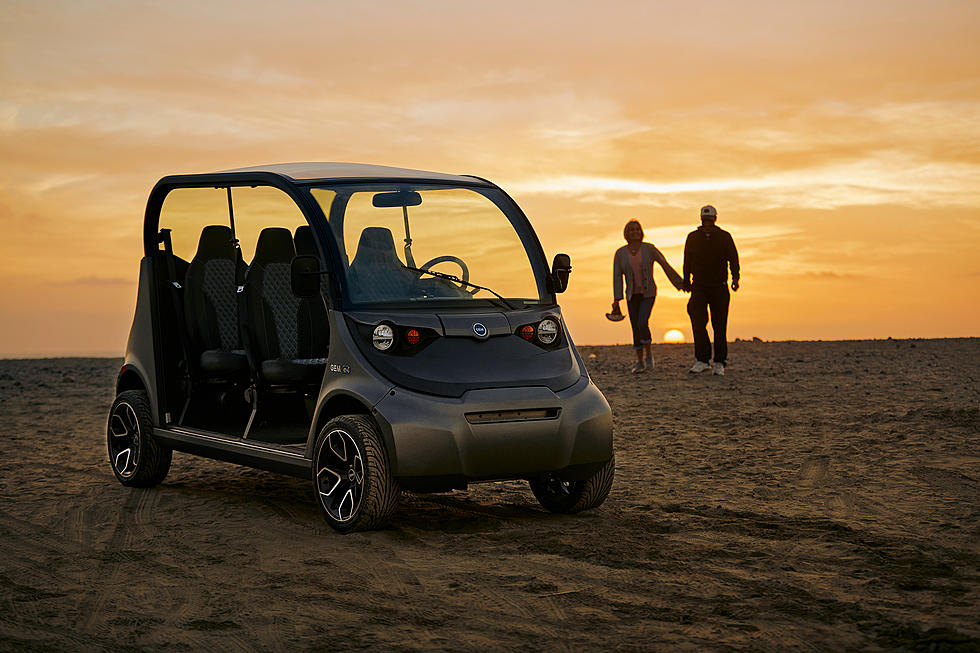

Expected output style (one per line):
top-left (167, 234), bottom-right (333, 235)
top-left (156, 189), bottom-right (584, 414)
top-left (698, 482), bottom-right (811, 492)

top-left (73, 487), bottom-right (211, 639)
top-left (0, 510), bottom-right (75, 637)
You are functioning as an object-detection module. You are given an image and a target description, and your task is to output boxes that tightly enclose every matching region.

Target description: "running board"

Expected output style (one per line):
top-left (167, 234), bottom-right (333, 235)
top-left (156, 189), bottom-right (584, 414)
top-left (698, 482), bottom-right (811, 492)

top-left (153, 427), bottom-right (311, 479)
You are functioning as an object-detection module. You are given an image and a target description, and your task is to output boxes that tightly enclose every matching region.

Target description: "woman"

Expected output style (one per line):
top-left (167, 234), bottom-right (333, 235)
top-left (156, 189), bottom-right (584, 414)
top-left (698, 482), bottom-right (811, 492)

top-left (612, 219), bottom-right (683, 373)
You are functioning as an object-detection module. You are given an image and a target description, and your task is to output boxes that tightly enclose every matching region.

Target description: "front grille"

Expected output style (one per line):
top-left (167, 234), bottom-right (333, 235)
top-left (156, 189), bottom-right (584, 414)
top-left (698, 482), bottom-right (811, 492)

top-left (464, 408), bottom-right (560, 424)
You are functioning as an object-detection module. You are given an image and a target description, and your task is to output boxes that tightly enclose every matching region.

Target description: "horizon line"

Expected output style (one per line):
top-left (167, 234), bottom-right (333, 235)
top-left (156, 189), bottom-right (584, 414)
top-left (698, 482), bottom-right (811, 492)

top-left (2, 336), bottom-right (977, 360)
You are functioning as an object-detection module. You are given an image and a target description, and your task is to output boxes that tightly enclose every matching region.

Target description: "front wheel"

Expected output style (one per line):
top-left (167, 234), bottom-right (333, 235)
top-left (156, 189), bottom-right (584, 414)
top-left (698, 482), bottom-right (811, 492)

top-left (312, 415), bottom-right (401, 533)
top-left (106, 390), bottom-right (172, 487)
top-left (529, 456), bottom-right (615, 514)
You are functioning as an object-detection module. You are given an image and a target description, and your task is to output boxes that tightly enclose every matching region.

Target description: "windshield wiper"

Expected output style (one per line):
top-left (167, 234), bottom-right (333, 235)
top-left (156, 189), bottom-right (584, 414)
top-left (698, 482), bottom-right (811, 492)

top-left (404, 265), bottom-right (516, 310)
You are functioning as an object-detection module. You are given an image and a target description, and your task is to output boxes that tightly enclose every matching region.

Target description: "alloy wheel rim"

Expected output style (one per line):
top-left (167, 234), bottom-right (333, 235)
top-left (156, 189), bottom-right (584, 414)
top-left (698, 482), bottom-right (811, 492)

top-left (108, 402), bottom-right (140, 478)
top-left (315, 429), bottom-right (365, 523)
top-left (544, 475), bottom-right (576, 497)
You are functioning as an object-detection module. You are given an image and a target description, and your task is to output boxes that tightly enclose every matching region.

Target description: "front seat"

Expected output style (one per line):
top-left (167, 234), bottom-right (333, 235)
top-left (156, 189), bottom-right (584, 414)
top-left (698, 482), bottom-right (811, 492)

top-left (346, 227), bottom-right (420, 302)
top-left (293, 224), bottom-right (319, 258)
top-left (183, 225), bottom-right (249, 379)
top-left (244, 227), bottom-right (328, 388)
top-left (294, 224), bottom-right (331, 301)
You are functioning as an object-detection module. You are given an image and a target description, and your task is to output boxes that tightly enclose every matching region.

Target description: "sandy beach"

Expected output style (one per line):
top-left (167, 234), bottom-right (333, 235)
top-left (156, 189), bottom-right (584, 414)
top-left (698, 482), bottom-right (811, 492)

top-left (1, 339), bottom-right (978, 651)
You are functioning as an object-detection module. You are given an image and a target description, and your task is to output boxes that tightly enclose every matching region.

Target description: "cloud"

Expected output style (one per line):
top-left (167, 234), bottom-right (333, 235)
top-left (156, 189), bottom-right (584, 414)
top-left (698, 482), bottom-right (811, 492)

top-left (759, 270), bottom-right (865, 281)
top-left (506, 152), bottom-right (980, 210)
top-left (27, 173), bottom-right (99, 193)
top-left (56, 277), bottom-right (130, 287)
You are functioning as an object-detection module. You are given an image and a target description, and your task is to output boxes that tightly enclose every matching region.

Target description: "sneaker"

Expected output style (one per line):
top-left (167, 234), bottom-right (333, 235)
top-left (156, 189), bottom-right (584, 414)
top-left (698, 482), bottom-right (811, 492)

top-left (631, 362), bottom-right (645, 374)
top-left (645, 355), bottom-right (654, 369)
top-left (712, 362), bottom-right (725, 376)
top-left (689, 361), bottom-right (711, 373)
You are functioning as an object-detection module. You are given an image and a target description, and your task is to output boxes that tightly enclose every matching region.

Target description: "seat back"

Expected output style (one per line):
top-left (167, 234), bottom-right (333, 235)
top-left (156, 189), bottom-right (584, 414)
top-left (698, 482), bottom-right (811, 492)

top-left (245, 227), bottom-right (328, 369)
top-left (346, 227), bottom-right (419, 302)
top-left (294, 225), bottom-right (331, 300)
top-left (293, 224), bottom-right (318, 257)
top-left (183, 225), bottom-right (245, 357)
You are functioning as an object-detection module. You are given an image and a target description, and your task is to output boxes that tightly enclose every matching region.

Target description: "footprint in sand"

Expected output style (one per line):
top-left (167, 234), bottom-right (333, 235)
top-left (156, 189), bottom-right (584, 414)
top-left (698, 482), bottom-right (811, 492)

top-left (798, 456), bottom-right (830, 485)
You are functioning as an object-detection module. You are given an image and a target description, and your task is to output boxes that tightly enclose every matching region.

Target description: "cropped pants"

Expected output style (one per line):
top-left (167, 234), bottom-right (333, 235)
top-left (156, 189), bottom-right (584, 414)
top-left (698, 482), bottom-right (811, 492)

top-left (627, 293), bottom-right (655, 350)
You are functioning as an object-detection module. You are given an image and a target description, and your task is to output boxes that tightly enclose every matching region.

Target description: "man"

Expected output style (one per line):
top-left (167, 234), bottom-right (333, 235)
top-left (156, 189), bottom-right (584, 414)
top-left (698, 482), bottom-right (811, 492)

top-left (683, 205), bottom-right (740, 376)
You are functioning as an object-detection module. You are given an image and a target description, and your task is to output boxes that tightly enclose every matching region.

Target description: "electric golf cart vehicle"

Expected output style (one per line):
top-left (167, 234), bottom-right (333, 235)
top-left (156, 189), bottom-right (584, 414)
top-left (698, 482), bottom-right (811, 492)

top-left (107, 162), bottom-right (614, 532)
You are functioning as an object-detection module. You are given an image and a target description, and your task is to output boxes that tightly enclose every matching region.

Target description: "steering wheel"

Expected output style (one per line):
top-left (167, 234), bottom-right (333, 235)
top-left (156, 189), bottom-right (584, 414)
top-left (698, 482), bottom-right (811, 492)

top-left (419, 255), bottom-right (476, 294)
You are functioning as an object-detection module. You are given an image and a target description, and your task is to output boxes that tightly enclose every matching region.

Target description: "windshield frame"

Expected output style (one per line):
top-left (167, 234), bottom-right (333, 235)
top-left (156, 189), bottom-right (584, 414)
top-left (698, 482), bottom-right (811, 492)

top-left (300, 180), bottom-right (554, 312)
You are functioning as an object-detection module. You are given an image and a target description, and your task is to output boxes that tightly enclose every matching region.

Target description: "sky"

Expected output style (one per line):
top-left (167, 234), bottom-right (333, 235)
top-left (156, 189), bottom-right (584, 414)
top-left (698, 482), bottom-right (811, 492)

top-left (1, 0), bottom-right (978, 356)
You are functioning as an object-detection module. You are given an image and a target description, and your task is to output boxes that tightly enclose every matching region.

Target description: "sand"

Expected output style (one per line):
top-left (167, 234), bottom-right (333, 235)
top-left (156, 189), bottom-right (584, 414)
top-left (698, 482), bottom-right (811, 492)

top-left (0, 339), bottom-right (978, 651)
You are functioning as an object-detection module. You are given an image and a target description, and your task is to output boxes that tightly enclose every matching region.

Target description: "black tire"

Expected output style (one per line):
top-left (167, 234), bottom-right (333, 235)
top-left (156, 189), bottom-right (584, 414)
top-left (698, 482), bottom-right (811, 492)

top-left (529, 455), bottom-right (615, 514)
top-left (106, 390), bottom-right (172, 487)
top-left (312, 415), bottom-right (401, 533)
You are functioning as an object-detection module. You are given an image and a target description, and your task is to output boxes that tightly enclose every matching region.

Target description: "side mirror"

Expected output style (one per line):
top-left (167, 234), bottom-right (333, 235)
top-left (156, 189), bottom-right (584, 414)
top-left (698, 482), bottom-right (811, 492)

top-left (549, 253), bottom-right (572, 293)
top-left (291, 255), bottom-right (322, 298)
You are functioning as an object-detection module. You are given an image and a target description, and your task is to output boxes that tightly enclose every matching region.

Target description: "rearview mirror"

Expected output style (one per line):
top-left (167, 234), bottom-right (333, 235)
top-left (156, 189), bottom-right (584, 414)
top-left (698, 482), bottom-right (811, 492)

top-left (372, 190), bottom-right (422, 208)
top-left (291, 255), bottom-right (322, 298)
top-left (549, 253), bottom-right (571, 293)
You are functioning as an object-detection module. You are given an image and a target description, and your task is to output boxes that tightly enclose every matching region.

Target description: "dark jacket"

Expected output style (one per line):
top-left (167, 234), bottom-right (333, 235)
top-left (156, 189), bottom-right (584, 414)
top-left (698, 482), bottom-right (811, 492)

top-left (683, 225), bottom-right (740, 287)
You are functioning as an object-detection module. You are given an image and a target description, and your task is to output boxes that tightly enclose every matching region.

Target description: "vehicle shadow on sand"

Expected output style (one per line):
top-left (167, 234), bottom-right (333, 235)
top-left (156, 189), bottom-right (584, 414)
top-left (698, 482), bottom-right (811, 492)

top-left (160, 468), bottom-right (553, 536)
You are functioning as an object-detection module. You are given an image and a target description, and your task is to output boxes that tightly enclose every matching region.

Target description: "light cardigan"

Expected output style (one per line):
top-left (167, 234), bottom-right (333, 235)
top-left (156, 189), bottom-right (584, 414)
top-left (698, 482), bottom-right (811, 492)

top-left (613, 242), bottom-right (683, 301)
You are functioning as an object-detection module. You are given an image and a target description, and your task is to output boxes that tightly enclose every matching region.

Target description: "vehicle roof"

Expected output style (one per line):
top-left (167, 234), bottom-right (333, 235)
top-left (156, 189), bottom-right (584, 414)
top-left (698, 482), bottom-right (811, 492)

top-left (216, 162), bottom-right (486, 185)
top-left (144, 162), bottom-right (505, 256)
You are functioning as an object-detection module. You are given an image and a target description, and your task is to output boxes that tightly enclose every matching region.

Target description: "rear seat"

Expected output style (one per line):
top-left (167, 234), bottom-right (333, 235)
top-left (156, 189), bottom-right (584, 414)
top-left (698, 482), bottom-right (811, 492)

top-left (183, 225), bottom-right (249, 379)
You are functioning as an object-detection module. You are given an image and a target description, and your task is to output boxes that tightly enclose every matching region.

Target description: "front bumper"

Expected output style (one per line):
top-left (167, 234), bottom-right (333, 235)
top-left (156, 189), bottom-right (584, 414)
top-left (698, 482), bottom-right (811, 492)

top-left (370, 374), bottom-right (612, 486)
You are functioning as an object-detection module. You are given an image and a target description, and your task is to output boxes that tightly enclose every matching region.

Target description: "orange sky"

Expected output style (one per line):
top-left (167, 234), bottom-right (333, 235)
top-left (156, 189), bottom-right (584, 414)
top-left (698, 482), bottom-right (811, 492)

top-left (1, 1), bottom-right (978, 356)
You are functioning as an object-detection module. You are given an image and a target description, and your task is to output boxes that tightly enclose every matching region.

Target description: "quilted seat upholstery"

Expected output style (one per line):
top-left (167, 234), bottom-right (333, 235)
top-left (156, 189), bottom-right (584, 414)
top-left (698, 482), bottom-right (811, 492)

top-left (183, 225), bottom-right (248, 379)
top-left (244, 227), bottom-right (328, 387)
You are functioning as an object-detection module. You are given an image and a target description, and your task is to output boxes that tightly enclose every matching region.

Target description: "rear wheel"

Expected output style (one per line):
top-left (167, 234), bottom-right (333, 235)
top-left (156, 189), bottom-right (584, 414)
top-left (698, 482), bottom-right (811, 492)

top-left (106, 390), bottom-right (172, 487)
top-left (312, 415), bottom-right (400, 533)
top-left (529, 456), bottom-right (615, 514)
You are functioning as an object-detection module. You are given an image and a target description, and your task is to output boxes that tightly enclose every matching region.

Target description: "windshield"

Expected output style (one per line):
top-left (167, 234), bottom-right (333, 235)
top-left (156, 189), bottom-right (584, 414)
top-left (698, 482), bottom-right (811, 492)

top-left (309, 184), bottom-right (547, 307)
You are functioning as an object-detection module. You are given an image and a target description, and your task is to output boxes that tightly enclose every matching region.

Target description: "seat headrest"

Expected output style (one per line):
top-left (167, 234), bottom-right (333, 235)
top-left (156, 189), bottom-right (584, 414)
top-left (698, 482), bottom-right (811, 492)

top-left (253, 227), bottom-right (296, 265)
top-left (355, 227), bottom-right (398, 255)
top-left (294, 225), bottom-right (318, 257)
top-left (194, 225), bottom-right (236, 259)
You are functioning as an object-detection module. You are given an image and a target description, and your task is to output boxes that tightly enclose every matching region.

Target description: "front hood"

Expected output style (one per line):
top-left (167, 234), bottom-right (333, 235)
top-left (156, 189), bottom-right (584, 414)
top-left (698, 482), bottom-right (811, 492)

top-left (344, 308), bottom-right (583, 397)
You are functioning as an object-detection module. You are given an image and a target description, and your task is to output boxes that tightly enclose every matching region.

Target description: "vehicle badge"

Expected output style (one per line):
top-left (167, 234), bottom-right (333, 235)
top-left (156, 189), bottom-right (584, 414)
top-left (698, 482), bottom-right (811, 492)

top-left (472, 323), bottom-right (488, 339)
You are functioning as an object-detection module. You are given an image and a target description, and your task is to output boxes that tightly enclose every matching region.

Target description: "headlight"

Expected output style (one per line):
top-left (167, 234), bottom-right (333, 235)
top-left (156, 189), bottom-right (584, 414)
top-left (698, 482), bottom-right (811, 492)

top-left (537, 318), bottom-right (559, 345)
top-left (372, 324), bottom-right (394, 351)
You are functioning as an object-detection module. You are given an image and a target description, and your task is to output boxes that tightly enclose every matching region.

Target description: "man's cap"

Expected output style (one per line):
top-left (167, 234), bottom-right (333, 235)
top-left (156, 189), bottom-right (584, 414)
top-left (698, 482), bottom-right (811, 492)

top-left (701, 205), bottom-right (717, 219)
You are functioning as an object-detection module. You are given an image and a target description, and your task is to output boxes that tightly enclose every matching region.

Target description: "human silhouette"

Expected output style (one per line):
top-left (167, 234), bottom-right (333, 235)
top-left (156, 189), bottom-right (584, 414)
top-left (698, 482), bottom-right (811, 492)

top-left (682, 205), bottom-right (740, 376)
top-left (612, 219), bottom-right (683, 373)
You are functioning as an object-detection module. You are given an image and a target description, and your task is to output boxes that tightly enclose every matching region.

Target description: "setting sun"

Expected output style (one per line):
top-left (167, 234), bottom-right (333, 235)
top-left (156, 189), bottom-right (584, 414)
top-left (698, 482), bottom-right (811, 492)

top-left (663, 329), bottom-right (685, 344)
